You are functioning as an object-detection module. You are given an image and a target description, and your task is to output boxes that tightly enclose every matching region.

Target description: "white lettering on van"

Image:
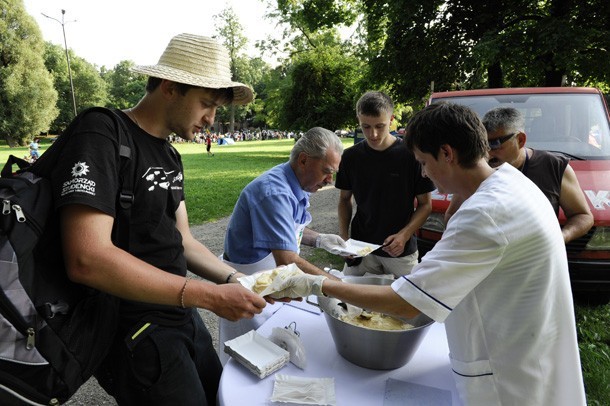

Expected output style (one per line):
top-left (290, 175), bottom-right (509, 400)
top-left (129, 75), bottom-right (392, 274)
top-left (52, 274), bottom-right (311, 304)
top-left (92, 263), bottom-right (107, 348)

top-left (584, 190), bottom-right (610, 210)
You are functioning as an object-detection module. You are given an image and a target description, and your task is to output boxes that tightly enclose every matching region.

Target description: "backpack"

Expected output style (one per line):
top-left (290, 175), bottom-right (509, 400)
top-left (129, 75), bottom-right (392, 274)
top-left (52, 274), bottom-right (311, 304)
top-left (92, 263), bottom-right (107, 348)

top-left (0, 107), bottom-right (135, 405)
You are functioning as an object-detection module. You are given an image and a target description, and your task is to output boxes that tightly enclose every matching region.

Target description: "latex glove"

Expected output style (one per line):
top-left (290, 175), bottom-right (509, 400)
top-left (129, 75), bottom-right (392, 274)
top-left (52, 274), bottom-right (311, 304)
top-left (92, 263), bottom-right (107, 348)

top-left (270, 274), bottom-right (327, 299)
top-left (315, 234), bottom-right (347, 255)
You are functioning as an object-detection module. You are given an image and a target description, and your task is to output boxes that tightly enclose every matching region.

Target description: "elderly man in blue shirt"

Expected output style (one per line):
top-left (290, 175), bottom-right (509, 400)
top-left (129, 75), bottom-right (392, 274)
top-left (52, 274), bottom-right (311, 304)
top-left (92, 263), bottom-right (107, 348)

top-left (219, 127), bottom-right (346, 364)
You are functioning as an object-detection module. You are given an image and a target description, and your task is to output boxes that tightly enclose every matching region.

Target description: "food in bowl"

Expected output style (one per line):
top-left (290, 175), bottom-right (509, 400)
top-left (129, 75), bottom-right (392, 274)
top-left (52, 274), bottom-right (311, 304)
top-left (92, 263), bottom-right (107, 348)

top-left (314, 276), bottom-right (434, 370)
top-left (339, 311), bottom-right (414, 331)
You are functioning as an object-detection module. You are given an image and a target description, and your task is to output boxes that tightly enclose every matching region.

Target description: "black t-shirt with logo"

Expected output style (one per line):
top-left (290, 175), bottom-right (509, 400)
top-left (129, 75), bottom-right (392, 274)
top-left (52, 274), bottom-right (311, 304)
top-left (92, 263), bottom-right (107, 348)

top-left (50, 110), bottom-right (189, 326)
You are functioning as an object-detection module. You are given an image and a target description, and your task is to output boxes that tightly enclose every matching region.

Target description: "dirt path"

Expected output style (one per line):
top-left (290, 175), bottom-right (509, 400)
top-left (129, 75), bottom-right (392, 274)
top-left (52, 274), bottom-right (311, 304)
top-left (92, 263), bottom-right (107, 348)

top-left (66, 186), bottom-right (341, 404)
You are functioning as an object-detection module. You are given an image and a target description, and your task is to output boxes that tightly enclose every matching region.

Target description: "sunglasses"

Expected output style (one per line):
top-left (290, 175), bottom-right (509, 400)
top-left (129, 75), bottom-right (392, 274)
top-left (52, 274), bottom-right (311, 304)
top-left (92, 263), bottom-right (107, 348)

top-left (488, 132), bottom-right (518, 150)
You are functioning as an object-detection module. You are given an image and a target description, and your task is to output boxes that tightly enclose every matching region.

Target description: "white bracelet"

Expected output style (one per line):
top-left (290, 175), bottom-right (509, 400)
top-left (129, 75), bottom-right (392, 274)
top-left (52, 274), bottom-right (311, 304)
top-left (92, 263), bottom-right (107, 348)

top-left (315, 235), bottom-right (322, 248)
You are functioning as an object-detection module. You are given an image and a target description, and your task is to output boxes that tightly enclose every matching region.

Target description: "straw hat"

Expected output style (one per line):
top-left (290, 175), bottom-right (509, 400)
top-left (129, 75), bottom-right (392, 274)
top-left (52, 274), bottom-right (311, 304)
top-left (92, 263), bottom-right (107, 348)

top-left (132, 33), bottom-right (254, 105)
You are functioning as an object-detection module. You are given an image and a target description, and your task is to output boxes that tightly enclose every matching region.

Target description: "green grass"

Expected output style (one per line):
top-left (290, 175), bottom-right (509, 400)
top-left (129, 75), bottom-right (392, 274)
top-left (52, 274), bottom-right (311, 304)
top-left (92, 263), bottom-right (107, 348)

top-left (178, 140), bottom-right (292, 223)
top-left (3, 137), bottom-right (354, 224)
top-left (1, 136), bottom-right (608, 404)
top-left (575, 304), bottom-right (610, 405)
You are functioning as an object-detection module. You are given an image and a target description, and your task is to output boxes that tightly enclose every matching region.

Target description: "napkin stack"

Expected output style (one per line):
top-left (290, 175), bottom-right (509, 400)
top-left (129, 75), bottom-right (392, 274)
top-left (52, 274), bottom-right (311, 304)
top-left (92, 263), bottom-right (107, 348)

top-left (224, 330), bottom-right (290, 379)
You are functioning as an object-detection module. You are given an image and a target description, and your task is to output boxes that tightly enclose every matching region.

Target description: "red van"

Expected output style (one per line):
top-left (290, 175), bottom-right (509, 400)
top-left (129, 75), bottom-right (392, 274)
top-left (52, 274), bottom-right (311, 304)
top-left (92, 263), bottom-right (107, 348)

top-left (418, 87), bottom-right (610, 302)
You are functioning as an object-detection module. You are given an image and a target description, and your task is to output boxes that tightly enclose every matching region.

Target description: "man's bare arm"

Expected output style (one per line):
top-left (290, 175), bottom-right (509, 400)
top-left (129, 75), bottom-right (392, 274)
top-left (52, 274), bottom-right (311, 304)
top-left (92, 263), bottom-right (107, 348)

top-left (337, 189), bottom-right (353, 241)
top-left (272, 249), bottom-right (340, 281)
top-left (61, 204), bottom-right (266, 321)
top-left (382, 192), bottom-right (432, 257)
top-left (559, 164), bottom-right (594, 243)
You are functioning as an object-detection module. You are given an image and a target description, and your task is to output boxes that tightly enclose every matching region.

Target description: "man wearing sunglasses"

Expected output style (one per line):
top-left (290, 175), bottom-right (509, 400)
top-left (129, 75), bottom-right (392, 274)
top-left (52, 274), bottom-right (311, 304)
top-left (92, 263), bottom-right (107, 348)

top-left (445, 107), bottom-right (593, 243)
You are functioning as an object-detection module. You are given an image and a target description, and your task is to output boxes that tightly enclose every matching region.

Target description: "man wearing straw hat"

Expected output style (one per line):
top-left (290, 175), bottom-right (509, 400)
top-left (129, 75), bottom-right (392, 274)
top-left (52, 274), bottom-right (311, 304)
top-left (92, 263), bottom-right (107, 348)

top-left (51, 33), bottom-right (265, 405)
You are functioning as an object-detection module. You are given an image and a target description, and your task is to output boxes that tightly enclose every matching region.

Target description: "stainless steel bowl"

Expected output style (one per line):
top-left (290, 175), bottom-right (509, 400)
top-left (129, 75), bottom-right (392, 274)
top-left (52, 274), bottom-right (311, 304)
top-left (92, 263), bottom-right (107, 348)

top-left (314, 276), bottom-right (434, 370)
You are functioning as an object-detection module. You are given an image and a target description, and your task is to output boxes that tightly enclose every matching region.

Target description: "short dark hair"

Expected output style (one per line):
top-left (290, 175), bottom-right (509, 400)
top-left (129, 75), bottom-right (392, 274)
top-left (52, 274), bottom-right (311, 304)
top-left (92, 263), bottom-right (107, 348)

top-left (356, 91), bottom-right (393, 117)
top-left (145, 77), bottom-right (234, 104)
top-left (406, 102), bottom-right (489, 168)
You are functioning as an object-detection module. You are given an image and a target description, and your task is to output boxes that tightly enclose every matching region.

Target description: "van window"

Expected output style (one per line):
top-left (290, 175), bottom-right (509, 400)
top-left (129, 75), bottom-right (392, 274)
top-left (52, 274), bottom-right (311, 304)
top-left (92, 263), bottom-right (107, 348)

top-left (432, 94), bottom-right (610, 159)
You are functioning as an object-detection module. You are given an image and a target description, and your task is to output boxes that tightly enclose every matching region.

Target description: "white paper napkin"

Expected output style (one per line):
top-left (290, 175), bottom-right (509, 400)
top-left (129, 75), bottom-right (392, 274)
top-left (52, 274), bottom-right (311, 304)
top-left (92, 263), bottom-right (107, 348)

top-left (270, 374), bottom-right (336, 405)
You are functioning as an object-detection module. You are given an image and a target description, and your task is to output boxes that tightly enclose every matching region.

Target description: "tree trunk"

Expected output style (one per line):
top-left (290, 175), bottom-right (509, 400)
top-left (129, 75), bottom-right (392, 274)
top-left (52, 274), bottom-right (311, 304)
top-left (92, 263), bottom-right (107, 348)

top-left (487, 62), bottom-right (503, 88)
top-left (544, 69), bottom-right (566, 87)
top-left (230, 105), bottom-right (235, 133)
top-left (539, 51), bottom-right (566, 86)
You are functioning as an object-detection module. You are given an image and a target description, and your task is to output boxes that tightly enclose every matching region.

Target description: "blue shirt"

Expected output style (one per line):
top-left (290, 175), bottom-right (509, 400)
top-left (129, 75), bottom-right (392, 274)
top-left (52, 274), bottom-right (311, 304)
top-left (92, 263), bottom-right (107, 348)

top-left (224, 162), bottom-right (312, 264)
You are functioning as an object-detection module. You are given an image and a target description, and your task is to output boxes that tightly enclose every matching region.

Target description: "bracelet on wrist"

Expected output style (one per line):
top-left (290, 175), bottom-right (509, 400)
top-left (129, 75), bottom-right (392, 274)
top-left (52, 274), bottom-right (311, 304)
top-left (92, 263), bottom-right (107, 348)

top-left (226, 270), bottom-right (238, 284)
top-left (315, 235), bottom-right (322, 248)
top-left (180, 278), bottom-right (189, 309)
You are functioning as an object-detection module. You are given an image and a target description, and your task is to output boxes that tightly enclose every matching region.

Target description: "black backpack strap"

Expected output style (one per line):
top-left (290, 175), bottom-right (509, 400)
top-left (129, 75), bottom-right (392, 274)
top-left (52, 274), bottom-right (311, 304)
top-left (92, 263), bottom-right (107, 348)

top-left (105, 109), bottom-right (135, 251)
top-left (0, 155), bottom-right (32, 178)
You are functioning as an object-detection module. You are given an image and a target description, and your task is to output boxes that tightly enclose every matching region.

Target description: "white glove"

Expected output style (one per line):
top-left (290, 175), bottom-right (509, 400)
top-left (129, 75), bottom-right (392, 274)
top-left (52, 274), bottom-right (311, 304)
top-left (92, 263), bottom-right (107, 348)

top-left (315, 234), bottom-right (347, 254)
top-left (270, 274), bottom-right (328, 299)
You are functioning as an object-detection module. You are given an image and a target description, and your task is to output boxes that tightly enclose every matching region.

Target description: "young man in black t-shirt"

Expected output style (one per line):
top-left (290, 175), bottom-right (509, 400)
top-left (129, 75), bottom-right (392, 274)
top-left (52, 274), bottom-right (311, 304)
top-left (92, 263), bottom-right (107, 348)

top-left (335, 91), bottom-right (435, 277)
top-left (53, 34), bottom-right (266, 406)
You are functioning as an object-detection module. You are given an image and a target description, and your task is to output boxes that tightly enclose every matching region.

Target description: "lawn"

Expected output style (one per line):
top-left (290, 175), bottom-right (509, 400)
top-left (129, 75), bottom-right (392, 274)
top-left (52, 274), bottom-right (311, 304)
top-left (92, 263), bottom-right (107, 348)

top-left (7, 137), bottom-right (353, 224)
top-left (2, 136), bottom-right (609, 404)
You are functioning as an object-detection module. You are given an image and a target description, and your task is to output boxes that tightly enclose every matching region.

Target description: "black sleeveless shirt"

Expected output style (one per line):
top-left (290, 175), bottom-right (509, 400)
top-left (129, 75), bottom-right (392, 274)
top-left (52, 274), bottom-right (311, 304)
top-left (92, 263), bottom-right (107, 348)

top-left (522, 149), bottom-right (569, 215)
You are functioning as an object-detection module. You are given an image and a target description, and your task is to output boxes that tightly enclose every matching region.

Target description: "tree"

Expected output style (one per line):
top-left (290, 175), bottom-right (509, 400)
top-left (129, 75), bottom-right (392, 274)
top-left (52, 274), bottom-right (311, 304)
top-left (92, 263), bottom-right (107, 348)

top-left (367, 0), bottom-right (610, 104)
top-left (44, 43), bottom-right (108, 133)
top-left (263, 1), bottom-right (365, 131)
top-left (265, 0), bottom-right (360, 62)
top-left (213, 6), bottom-right (250, 132)
top-left (256, 64), bottom-right (291, 129)
top-left (102, 60), bottom-right (147, 109)
top-left (0, 0), bottom-right (58, 146)
top-left (279, 41), bottom-right (362, 131)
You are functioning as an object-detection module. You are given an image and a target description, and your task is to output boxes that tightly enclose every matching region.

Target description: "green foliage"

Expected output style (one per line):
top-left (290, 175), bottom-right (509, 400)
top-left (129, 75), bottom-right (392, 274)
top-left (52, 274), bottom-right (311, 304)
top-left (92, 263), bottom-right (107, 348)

top-left (70, 52), bottom-right (108, 107)
top-left (279, 42), bottom-right (362, 131)
top-left (367, 0), bottom-right (464, 106)
top-left (392, 103), bottom-right (413, 128)
top-left (255, 65), bottom-right (291, 129)
top-left (367, 0), bottom-right (610, 103)
top-left (275, 0), bottom-right (359, 33)
top-left (102, 60), bottom-right (146, 109)
top-left (0, 0), bottom-right (58, 146)
top-left (43, 43), bottom-right (108, 133)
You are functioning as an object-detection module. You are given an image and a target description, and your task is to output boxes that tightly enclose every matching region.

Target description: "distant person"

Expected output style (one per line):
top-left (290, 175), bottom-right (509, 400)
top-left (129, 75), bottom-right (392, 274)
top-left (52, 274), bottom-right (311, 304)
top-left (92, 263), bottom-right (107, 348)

top-left (47, 33), bottom-right (266, 405)
top-left (206, 135), bottom-right (214, 157)
top-left (445, 106), bottom-right (593, 243)
top-left (335, 91), bottom-right (434, 277)
top-left (220, 127), bottom-right (346, 364)
top-left (29, 138), bottom-right (40, 161)
top-left (275, 102), bottom-right (587, 406)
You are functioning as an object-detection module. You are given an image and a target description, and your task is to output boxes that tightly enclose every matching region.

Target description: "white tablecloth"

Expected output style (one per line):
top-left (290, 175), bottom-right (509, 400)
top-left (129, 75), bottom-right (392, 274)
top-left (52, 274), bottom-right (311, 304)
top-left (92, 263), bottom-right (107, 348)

top-left (218, 302), bottom-right (461, 405)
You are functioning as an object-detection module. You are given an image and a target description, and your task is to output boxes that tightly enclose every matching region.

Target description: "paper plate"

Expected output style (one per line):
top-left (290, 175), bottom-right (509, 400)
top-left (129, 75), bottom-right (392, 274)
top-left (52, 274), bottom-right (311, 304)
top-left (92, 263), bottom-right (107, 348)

top-left (331, 239), bottom-right (381, 258)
